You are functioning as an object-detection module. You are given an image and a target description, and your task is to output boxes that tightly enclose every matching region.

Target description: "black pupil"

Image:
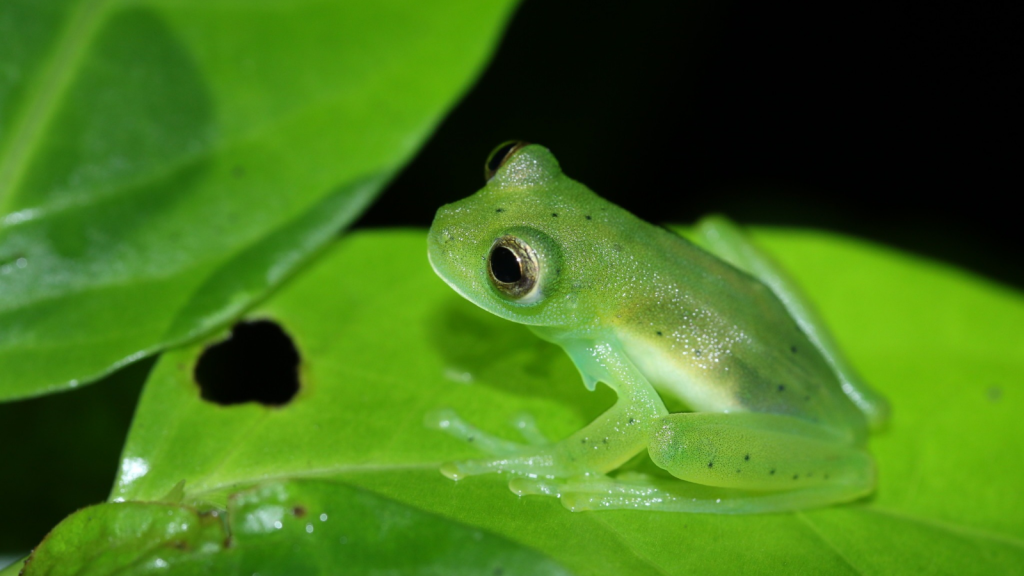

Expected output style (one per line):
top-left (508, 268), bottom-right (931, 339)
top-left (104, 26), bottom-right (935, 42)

top-left (487, 143), bottom-right (518, 173)
top-left (490, 246), bottom-right (522, 283)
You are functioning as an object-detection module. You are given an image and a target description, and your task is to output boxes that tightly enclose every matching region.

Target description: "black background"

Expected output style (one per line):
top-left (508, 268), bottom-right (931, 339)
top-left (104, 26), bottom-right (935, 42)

top-left (360, 0), bottom-right (1020, 289)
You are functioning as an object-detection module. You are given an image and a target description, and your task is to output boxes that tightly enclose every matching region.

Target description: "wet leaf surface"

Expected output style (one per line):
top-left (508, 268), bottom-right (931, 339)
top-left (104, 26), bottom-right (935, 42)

top-left (23, 479), bottom-right (569, 575)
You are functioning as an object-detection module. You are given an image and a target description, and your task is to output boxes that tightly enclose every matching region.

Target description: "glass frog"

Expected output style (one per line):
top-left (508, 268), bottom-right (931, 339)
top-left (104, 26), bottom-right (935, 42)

top-left (426, 142), bottom-right (888, 513)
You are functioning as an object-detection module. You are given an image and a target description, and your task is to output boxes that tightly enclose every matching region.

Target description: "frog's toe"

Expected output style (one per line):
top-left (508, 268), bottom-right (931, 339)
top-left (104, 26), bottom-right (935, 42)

top-left (438, 458), bottom-right (500, 481)
top-left (559, 482), bottom-right (678, 512)
top-left (508, 476), bottom-right (564, 497)
top-left (509, 477), bottom-right (604, 511)
top-left (426, 408), bottom-right (526, 456)
top-left (439, 452), bottom-right (559, 481)
top-left (511, 412), bottom-right (549, 445)
top-left (423, 408), bottom-right (459, 431)
top-left (560, 491), bottom-right (619, 512)
top-left (560, 490), bottom-right (679, 512)
top-left (510, 475), bottom-right (641, 511)
top-left (512, 474), bottom-right (688, 511)
top-left (438, 461), bottom-right (462, 481)
top-left (553, 478), bottom-right (645, 511)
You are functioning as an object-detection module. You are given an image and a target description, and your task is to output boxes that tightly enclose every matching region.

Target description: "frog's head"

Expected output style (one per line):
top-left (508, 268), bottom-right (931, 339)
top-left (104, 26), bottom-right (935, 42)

top-left (428, 142), bottom-right (625, 329)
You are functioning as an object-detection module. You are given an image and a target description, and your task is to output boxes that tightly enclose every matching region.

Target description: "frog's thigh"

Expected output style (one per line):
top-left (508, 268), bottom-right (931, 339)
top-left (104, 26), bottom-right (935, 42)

top-left (648, 412), bottom-right (875, 492)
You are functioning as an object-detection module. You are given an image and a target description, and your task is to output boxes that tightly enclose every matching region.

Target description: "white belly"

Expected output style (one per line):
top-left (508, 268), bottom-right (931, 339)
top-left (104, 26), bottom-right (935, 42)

top-left (618, 332), bottom-right (746, 414)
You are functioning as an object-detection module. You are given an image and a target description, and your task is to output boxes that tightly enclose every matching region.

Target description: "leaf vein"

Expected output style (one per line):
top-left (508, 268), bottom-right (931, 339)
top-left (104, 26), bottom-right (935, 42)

top-left (584, 514), bottom-right (674, 576)
top-left (0, 0), bottom-right (112, 213)
top-left (865, 506), bottom-right (1024, 551)
top-left (795, 511), bottom-right (865, 575)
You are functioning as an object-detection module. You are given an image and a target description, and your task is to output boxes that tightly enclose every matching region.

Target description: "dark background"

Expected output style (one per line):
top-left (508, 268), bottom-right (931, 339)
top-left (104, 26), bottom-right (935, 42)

top-left (362, 0), bottom-right (1020, 289)
top-left (2, 0), bottom-right (1018, 556)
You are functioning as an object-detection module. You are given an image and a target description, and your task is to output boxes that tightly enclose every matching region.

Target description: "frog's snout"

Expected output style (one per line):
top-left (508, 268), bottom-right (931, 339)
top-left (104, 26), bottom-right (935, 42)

top-left (428, 203), bottom-right (457, 240)
top-left (427, 205), bottom-right (448, 244)
top-left (427, 204), bottom-right (466, 281)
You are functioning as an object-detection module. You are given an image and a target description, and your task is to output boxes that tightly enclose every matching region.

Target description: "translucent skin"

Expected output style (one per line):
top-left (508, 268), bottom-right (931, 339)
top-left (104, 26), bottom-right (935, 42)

top-left (426, 144), bottom-right (888, 513)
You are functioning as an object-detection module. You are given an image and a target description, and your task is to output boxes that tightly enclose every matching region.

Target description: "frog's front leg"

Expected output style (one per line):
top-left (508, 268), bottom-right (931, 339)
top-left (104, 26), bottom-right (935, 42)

top-left (428, 341), bottom-right (668, 481)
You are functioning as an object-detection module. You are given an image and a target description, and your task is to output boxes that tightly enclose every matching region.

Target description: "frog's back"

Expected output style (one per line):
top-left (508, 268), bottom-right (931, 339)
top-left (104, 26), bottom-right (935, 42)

top-left (603, 221), bottom-right (867, 439)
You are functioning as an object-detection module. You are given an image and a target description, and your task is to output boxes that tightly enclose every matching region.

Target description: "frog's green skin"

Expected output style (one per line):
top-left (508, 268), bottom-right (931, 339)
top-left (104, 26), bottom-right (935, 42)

top-left (426, 143), bottom-right (889, 513)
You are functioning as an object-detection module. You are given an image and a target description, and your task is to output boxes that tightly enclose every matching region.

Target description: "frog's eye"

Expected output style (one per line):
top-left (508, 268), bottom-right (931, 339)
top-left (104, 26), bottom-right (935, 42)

top-left (484, 140), bottom-right (529, 181)
top-left (487, 235), bottom-right (540, 300)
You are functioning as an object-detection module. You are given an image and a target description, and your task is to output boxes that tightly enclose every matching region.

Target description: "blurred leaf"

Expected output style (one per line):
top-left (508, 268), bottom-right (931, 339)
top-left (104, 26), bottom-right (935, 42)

top-left (0, 0), bottom-right (517, 401)
top-left (0, 558), bottom-right (26, 576)
top-left (105, 229), bottom-right (1024, 574)
top-left (23, 479), bottom-right (570, 575)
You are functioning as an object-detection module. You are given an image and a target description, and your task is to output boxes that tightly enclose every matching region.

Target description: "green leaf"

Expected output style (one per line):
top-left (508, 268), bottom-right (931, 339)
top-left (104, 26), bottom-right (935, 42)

top-left (0, 0), bottom-right (517, 401)
top-left (111, 229), bottom-right (1024, 574)
top-left (23, 479), bottom-right (571, 575)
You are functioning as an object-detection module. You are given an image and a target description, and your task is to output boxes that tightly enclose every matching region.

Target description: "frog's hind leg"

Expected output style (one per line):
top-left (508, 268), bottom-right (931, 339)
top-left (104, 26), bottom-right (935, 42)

top-left (692, 215), bottom-right (890, 430)
top-left (648, 411), bottom-right (874, 491)
top-left (514, 411), bottom-right (875, 513)
top-left (511, 472), bottom-right (868, 514)
top-left (643, 411), bottom-right (872, 512)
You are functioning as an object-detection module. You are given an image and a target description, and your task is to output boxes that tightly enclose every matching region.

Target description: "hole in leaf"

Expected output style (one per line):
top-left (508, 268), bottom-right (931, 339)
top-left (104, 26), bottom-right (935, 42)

top-left (194, 320), bottom-right (300, 406)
